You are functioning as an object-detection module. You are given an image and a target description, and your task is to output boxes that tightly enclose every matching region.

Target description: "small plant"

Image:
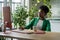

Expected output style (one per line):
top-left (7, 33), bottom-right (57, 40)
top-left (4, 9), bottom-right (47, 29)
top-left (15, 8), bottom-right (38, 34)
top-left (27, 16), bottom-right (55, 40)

top-left (13, 6), bottom-right (28, 28)
top-left (29, 6), bottom-right (38, 20)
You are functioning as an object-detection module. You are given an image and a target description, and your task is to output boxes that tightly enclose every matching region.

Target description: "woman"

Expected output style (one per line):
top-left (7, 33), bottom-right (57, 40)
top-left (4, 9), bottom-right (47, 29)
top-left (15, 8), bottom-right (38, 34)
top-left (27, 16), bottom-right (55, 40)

top-left (20, 5), bottom-right (51, 33)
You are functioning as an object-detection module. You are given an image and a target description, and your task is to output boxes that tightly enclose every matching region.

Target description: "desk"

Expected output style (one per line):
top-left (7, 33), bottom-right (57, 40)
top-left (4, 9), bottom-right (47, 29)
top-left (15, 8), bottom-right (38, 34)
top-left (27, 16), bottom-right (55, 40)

top-left (0, 30), bottom-right (60, 40)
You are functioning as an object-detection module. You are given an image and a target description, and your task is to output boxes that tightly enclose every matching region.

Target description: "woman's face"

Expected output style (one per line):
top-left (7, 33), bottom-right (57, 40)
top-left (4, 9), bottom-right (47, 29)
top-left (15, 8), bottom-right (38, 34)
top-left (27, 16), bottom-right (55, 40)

top-left (38, 10), bottom-right (46, 18)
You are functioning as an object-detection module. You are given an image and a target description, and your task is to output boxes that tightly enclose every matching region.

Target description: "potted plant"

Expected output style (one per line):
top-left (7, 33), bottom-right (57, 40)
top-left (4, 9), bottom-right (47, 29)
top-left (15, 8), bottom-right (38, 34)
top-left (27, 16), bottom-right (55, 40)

top-left (13, 6), bottom-right (28, 28)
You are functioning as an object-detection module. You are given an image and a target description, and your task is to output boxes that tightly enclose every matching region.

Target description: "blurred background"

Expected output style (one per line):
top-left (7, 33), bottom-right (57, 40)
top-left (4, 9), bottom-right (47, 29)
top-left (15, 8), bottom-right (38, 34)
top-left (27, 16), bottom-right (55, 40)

top-left (0, 0), bottom-right (60, 32)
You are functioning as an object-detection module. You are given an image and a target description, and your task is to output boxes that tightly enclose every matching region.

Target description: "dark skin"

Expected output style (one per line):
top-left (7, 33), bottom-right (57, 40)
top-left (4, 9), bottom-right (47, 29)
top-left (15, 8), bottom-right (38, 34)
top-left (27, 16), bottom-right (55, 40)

top-left (39, 10), bottom-right (46, 20)
top-left (19, 10), bottom-right (46, 34)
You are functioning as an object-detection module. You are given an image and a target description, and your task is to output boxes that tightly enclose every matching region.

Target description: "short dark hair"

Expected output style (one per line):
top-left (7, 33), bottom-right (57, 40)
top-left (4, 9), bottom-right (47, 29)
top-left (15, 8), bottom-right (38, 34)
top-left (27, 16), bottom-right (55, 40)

top-left (39, 5), bottom-right (49, 14)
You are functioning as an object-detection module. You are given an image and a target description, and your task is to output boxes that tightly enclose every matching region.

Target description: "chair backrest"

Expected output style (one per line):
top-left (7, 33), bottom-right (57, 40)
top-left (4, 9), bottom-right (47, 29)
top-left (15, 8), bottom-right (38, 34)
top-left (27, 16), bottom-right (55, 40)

top-left (3, 6), bottom-right (12, 32)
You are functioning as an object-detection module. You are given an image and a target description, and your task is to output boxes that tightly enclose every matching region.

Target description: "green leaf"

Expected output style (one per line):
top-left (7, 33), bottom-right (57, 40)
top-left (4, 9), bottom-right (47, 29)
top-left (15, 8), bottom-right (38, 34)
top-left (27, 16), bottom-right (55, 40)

top-left (12, 6), bottom-right (28, 27)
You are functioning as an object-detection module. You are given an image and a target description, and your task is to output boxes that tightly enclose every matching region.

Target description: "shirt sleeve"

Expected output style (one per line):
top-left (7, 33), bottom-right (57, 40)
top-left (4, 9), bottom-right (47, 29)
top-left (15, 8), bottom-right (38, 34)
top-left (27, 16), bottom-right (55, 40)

top-left (46, 20), bottom-right (51, 31)
top-left (25, 18), bottom-right (35, 29)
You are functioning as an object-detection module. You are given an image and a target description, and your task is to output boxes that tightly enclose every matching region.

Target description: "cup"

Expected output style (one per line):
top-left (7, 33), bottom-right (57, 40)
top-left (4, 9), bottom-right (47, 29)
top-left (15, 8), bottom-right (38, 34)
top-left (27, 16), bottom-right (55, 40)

top-left (33, 26), bottom-right (37, 32)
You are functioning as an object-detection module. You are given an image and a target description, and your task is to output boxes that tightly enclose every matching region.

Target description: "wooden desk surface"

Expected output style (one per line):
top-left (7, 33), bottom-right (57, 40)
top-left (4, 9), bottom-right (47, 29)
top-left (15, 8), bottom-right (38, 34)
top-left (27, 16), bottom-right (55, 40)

top-left (0, 30), bottom-right (60, 40)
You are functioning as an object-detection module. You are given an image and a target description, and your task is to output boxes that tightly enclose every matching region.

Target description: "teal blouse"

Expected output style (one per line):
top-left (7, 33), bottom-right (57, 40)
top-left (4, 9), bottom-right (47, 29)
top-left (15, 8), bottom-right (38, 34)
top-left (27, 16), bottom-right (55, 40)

top-left (25, 17), bottom-right (51, 31)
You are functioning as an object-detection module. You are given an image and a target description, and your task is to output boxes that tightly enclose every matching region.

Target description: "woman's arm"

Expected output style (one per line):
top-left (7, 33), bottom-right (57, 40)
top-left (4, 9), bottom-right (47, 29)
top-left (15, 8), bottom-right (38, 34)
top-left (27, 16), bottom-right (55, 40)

top-left (19, 18), bottom-right (35, 30)
top-left (46, 20), bottom-right (51, 31)
top-left (25, 18), bottom-right (35, 29)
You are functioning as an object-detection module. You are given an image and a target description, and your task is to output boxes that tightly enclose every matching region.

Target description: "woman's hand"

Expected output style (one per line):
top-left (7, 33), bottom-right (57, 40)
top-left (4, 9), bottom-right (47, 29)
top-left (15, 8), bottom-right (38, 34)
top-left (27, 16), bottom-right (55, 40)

top-left (33, 26), bottom-right (45, 34)
top-left (34, 30), bottom-right (45, 34)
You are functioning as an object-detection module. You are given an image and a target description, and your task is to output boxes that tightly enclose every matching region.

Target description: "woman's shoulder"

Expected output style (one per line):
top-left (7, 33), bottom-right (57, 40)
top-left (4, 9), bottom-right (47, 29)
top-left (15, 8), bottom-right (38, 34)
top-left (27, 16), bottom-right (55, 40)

top-left (45, 19), bottom-right (50, 23)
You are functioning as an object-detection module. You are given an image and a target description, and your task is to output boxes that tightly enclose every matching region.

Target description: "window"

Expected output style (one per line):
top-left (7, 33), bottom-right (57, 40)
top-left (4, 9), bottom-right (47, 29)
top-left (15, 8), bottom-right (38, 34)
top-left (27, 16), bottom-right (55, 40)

top-left (0, 0), bottom-right (4, 1)
top-left (12, 4), bottom-right (15, 13)
top-left (0, 2), bottom-right (3, 19)
top-left (12, 3), bottom-right (20, 13)
top-left (0, 3), bottom-right (2, 18)
top-left (12, 0), bottom-right (21, 2)
top-left (0, 2), bottom-right (3, 28)
top-left (0, 0), bottom-right (29, 29)
top-left (12, 0), bottom-right (22, 13)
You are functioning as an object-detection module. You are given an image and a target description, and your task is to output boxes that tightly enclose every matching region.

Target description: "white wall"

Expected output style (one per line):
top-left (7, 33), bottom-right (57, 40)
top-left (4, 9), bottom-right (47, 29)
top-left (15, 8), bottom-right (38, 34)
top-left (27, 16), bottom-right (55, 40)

top-left (50, 20), bottom-right (60, 32)
top-left (50, 0), bottom-right (60, 32)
